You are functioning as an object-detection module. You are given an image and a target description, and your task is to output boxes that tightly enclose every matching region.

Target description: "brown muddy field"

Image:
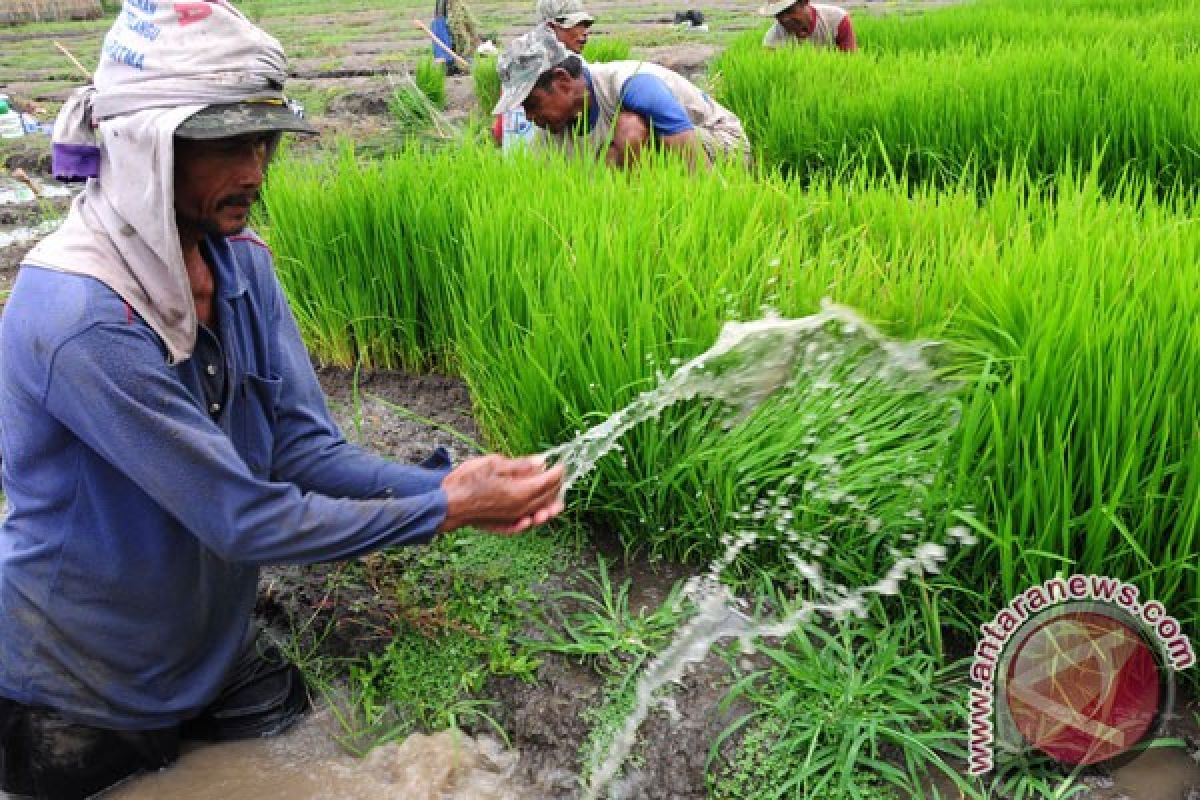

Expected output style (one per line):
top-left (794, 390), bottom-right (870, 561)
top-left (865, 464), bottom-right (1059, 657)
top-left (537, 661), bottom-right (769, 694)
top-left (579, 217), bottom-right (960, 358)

top-left (2, 1), bottom-right (1200, 797)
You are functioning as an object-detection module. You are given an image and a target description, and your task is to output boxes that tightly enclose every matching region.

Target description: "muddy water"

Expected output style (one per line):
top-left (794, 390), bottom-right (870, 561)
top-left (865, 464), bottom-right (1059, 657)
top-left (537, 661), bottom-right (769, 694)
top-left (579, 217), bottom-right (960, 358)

top-left (106, 710), bottom-right (527, 800)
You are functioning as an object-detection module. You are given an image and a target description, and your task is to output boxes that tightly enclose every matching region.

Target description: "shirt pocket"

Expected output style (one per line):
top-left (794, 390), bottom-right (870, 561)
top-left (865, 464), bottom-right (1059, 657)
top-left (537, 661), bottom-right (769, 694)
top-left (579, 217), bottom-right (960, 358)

top-left (237, 373), bottom-right (282, 479)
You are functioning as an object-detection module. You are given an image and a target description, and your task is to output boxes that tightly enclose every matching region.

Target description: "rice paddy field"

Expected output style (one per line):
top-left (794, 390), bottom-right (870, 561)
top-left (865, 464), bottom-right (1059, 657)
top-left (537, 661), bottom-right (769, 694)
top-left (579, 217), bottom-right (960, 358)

top-left (713, 0), bottom-right (1200, 189)
top-left (2, 0), bottom-right (1198, 796)
top-left (253, 0), bottom-right (1200, 795)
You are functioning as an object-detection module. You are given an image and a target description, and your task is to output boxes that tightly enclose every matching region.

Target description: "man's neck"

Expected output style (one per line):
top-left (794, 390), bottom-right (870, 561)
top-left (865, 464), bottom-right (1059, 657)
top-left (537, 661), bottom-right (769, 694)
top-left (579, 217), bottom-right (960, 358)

top-left (179, 227), bottom-right (217, 328)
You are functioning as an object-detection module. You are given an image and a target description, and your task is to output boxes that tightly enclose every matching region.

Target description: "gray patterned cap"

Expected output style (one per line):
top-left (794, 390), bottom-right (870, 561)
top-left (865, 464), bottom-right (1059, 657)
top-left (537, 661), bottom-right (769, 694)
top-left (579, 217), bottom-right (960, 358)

top-left (535, 0), bottom-right (595, 27)
top-left (175, 99), bottom-right (317, 140)
top-left (493, 27), bottom-right (572, 116)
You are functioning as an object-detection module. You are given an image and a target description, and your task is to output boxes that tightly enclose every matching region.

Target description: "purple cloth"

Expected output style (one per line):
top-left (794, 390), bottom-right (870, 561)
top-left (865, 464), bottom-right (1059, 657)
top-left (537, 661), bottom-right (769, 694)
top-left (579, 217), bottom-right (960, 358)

top-left (52, 142), bottom-right (101, 182)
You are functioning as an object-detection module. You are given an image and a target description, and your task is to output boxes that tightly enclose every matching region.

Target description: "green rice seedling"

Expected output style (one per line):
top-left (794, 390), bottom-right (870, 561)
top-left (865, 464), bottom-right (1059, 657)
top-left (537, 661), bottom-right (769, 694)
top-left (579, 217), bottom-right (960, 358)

top-left (414, 54), bottom-right (447, 109)
top-left (714, 25), bottom-right (1200, 190)
top-left (472, 54), bottom-right (501, 115)
top-left (260, 148), bottom-right (1200, 666)
top-left (389, 83), bottom-right (435, 130)
top-left (258, 143), bottom-right (470, 370)
top-left (852, 0), bottom-right (1198, 54)
top-left (582, 37), bottom-right (632, 63)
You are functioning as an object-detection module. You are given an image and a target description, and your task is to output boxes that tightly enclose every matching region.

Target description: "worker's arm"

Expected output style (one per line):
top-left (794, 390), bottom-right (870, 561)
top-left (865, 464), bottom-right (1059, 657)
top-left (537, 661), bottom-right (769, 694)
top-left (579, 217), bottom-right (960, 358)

top-left (836, 15), bottom-right (857, 52)
top-left (43, 317), bottom-right (560, 561)
top-left (612, 74), bottom-right (709, 169)
top-left (236, 253), bottom-right (563, 536)
top-left (261, 264), bottom-right (456, 502)
top-left (44, 321), bottom-right (448, 565)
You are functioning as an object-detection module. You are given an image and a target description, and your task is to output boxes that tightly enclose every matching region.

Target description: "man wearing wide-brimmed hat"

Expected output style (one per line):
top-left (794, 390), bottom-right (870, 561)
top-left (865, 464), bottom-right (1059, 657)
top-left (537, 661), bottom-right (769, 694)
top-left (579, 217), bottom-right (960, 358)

top-left (759, 0), bottom-right (857, 51)
top-left (536, 0), bottom-right (595, 55)
top-left (494, 26), bottom-right (749, 168)
top-left (0, 3), bottom-right (563, 796)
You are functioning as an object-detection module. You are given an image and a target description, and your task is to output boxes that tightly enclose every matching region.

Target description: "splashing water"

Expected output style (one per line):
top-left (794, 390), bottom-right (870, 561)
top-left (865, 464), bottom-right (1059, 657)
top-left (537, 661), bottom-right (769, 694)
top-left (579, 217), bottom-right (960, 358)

top-left (536, 301), bottom-right (974, 800)
top-left (540, 300), bottom-right (937, 494)
top-left (581, 526), bottom-right (978, 800)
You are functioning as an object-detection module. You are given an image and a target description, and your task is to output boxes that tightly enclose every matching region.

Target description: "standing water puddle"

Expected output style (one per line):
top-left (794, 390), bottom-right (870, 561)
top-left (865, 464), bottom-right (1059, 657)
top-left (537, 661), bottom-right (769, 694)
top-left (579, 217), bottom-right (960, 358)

top-left (105, 710), bottom-right (524, 800)
top-left (102, 301), bottom-right (971, 798)
top-left (0, 178), bottom-right (71, 207)
top-left (0, 219), bottom-right (61, 250)
top-left (0, 176), bottom-right (72, 249)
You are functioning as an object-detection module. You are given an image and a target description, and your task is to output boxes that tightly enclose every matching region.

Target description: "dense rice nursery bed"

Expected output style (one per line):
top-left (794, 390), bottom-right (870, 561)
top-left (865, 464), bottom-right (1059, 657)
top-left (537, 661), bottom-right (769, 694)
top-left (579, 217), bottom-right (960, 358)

top-left (259, 148), bottom-right (1199, 650)
top-left (712, 9), bottom-right (1200, 189)
top-left (853, 0), bottom-right (1198, 53)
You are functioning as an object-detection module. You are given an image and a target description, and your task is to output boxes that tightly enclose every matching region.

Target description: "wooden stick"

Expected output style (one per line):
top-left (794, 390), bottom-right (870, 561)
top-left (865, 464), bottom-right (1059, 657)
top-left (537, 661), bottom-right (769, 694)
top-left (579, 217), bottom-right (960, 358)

top-left (11, 168), bottom-right (40, 197)
top-left (54, 40), bottom-right (92, 81)
top-left (412, 19), bottom-right (472, 72)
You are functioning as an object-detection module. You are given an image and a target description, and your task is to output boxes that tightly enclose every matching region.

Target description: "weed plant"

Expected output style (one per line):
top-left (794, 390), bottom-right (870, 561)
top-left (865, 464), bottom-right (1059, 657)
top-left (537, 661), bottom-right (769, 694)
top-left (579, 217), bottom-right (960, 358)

top-left (305, 527), bottom-right (569, 748)
top-left (524, 556), bottom-right (686, 676)
top-left (712, 611), bottom-right (972, 799)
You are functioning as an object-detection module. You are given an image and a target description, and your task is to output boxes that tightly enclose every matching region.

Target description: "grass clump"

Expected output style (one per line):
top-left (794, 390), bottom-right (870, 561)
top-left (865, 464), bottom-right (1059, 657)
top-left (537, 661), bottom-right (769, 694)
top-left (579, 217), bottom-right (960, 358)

top-left (297, 527), bottom-right (569, 750)
top-left (472, 55), bottom-right (501, 115)
top-left (711, 611), bottom-right (973, 800)
top-left (521, 556), bottom-right (688, 786)
top-left (414, 54), bottom-right (447, 109)
top-left (524, 555), bottom-right (686, 676)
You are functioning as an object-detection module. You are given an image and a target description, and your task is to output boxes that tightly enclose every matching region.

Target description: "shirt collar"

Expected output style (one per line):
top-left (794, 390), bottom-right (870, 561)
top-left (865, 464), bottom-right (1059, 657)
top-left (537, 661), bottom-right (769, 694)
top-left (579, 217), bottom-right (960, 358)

top-left (583, 66), bottom-right (598, 132)
top-left (202, 234), bottom-right (249, 300)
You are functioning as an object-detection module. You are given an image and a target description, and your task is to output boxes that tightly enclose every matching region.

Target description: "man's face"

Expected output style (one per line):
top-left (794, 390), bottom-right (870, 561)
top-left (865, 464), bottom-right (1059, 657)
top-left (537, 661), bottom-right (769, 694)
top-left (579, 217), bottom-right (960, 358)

top-left (550, 20), bottom-right (592, 54)
top-left (522, 70), bottom-right (585, 134)
top-left (776, 2), bottom-right (814, 38)
top-left (174, 132), bottom-right (273, 238)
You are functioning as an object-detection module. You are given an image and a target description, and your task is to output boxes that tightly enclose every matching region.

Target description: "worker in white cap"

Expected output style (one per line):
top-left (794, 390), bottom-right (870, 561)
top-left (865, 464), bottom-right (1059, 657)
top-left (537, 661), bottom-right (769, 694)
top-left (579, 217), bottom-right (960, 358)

top-left (536, 0), bottom-right (595, 55)
top-left (759, 0), bottom-right (857, 51)
top-left (493, 0), bottom-right (596, 149)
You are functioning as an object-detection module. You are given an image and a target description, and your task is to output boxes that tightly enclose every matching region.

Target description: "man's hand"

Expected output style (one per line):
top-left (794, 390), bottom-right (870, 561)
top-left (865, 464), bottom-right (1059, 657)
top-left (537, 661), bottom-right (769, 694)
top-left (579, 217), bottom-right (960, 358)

top-left (438, 455), bottom-right (565, 535)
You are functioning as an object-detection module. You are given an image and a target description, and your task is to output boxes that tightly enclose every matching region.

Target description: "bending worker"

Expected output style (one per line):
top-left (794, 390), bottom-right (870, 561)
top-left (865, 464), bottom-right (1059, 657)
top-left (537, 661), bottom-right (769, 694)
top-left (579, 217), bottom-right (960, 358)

top-left (0, 2), bottom-right (562, 797)
top-left (760, 0), bottom-right (857, 51)
top-left (493, 26), bottom-right (749, 168)
top-left (493, 0), bottom-right (594, 147)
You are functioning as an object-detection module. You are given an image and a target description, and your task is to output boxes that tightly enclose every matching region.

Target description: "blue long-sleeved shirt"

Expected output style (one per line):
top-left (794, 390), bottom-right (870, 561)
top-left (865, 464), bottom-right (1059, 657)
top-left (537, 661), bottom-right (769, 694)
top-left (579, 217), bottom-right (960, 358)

top-left (0, 231), bottom-right (451, 730)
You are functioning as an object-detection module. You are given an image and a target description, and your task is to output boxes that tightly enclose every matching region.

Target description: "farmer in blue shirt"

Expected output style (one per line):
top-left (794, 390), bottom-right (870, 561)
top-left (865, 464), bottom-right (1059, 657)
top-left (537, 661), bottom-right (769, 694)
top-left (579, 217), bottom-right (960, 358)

top-left (0, 3), bottom-right (562, 798)
top-left (493, 27), bottom-right (750, 168)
